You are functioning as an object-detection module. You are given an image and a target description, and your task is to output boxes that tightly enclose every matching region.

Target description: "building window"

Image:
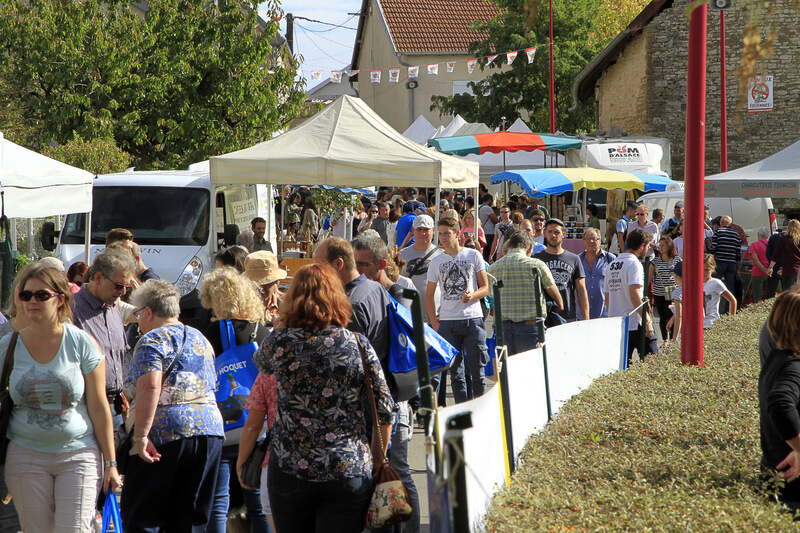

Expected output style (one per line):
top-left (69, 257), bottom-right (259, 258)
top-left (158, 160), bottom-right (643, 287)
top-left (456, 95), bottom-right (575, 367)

top-left (452, 81), bottom-right (475, 96)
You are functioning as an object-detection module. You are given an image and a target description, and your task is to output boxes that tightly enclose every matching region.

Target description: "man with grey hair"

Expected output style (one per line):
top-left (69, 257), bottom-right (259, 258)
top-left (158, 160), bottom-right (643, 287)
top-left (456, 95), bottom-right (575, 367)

top-left (709, 214), bottom-right (741, 313)
top-left (489, 229), bottom-right (562, 354)
top-left (350, 234), bottom-right (421, 533)
top-left (748, 226), bottom-right (772, 303)
top-left (578, 227), bottom-right (616, 319)
top-left (71, 251), bottom-right (138, 436)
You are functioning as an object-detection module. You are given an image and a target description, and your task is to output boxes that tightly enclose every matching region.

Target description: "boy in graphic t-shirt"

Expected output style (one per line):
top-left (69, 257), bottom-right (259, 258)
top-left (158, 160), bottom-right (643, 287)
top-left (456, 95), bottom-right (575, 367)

top-left (426, 216), bottom-right (489, 404)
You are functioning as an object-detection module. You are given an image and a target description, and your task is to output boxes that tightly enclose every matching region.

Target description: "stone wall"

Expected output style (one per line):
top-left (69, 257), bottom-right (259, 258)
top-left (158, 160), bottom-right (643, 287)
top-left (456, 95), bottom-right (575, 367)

top-left (646, 0), bottom-right (800, 187)
top-left (595, 31), bottom-right (649, 135)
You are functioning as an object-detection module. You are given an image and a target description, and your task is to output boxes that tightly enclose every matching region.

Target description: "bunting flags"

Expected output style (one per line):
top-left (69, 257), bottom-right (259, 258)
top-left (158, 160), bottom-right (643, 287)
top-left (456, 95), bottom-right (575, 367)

top-left (301, 46), bottom-right (542, 84)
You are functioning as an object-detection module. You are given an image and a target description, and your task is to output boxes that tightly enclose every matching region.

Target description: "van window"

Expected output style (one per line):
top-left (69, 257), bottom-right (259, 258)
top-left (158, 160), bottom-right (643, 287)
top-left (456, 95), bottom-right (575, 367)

top-left (61, 187), bottom-right (210, 246)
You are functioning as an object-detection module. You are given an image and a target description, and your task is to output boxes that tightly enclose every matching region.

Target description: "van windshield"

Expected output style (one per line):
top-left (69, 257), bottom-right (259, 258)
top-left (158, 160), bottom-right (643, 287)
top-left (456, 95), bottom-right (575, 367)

top-left (61, 187), bottom-right (210, 246)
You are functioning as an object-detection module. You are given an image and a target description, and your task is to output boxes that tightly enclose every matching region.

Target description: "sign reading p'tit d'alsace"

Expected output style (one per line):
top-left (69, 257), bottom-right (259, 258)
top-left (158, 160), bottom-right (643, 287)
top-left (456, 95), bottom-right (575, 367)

top-left (747, 76), bottom-right (773, 113)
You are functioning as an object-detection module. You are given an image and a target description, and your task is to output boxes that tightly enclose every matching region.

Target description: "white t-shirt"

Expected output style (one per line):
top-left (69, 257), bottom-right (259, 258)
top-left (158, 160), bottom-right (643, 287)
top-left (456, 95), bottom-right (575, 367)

top-left (603, 252), bottom-right (644, 331)
top-left (703, 278), bottom-right (728, 329)
top-left (479, 204), bottom-right (496, 235)
top-left (673, 237), bottom-right (684, 258)
top-left (427, 247), bottom-right (485, 321)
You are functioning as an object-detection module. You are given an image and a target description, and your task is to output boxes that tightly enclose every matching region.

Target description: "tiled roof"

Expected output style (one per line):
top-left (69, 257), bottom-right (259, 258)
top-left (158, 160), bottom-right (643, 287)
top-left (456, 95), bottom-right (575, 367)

top-left (380, 0), bottom-right (498, 53)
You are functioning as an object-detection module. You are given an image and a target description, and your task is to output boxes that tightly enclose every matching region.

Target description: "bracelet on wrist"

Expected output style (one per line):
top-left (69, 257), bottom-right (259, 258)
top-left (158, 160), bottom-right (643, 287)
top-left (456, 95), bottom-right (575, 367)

top-left (104, 460), bottom-right (118, 468)
top-left (133, 436), bottom-right (148, 443)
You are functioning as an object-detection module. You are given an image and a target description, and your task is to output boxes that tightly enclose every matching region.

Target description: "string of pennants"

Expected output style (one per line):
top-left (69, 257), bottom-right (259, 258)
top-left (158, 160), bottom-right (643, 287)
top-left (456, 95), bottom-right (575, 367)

top-left (301, 47), bottom-right (536, 83)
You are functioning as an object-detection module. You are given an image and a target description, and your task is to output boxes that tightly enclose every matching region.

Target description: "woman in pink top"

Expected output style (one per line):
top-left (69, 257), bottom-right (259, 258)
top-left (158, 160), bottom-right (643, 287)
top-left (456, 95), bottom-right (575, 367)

top-left (748, 227), bottom-right (771, 303)
top-left (459, 211), bottom-right (486, 253)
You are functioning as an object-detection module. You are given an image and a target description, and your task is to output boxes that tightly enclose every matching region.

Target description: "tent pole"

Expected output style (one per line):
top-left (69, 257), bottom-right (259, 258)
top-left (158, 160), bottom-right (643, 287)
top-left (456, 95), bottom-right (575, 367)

top-left (434, 188), bottom-right (441, 245)
top-left (474, 187), bottom-right (479, 241)
top-left (84, 212), bottom-right (92, 263)
top-left (280, 186), bottom-right (285, 258)
top-left (27, 219), bottom-right (33, 256)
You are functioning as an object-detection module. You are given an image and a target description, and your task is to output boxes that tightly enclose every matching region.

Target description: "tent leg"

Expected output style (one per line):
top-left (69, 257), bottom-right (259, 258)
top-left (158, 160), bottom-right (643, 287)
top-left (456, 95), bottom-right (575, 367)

top-left (434, 188), bottom-right (441, 245)
top-left (84, 212), bottom-right (92, 263)
top-left (474, 187), bottom-right (479, 239)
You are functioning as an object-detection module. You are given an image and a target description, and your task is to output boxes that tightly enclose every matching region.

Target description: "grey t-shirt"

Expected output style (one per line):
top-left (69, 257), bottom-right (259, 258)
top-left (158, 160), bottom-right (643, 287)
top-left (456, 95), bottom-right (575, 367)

top-left (400, 245), bottom-right (442, 320)
top-left (371, 217), bottom-right (390, 244)
top-left (533, 249), bottom-right (585, 322)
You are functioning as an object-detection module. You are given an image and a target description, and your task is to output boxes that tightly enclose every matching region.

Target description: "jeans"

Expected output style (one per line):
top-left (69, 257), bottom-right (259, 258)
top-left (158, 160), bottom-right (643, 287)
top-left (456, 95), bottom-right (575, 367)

top-left (714, 260), bottom-right (737, 314)
top-left (435, 318), bottom-right (488, 404)
top-left (501, 321), bottom-right (539, 356)
top-left (207, 445), bottom-right (270, 533)
top-left (122, 436), bottom-right (223, 533)
top-left (268, 467), bottom-right (372, 533)
top-left (371, 402), bottom-right (420, 533)
top-left (5, 442), bottom-right (100, 532)
top-left (783, 274), bottom-right (798, 292)
top-left (652, 295), bottom-right (673, 342)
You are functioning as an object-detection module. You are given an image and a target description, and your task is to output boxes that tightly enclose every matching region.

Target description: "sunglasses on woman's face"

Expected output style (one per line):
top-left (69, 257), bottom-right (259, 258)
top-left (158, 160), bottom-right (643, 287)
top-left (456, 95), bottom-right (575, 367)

top-left (19, 290), bottom-right (59, 302)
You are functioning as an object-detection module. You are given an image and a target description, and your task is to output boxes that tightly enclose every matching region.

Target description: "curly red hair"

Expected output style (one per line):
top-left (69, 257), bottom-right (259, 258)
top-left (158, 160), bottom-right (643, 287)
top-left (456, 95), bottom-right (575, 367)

top-left (279, 264), bottom-right (351, 329)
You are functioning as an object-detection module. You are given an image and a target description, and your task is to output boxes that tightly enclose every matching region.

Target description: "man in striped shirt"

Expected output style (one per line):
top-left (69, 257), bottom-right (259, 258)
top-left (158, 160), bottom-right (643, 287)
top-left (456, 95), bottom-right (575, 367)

top-left (710, 215), bottom-right (742, 313)
top-left (488, 228), bottom-right (562, 355)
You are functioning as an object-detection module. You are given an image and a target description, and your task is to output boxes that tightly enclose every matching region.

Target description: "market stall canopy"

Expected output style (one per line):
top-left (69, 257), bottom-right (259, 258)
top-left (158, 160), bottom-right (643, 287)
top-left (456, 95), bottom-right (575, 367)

top-left (209, 95), bottom-right (478, 189)
top-left (428, 131), bottom-right (583, 157)
top-left (705, 139), bottom-right (800, 198)
top-left (0, 132), bottom-right (93, 218)
top-left (492, 167), bottom-right (676, 198)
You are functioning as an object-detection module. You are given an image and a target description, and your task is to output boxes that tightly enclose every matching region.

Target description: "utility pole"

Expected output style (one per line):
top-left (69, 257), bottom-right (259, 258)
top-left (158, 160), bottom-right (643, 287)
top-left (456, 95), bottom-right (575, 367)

top-left (286, 13), bottom-right (294, 54)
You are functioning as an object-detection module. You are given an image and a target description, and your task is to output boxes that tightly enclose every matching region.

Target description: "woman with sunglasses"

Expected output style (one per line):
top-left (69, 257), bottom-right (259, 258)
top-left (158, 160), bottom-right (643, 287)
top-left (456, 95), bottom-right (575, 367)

top-left (0, 263), bottom-right (120, 531)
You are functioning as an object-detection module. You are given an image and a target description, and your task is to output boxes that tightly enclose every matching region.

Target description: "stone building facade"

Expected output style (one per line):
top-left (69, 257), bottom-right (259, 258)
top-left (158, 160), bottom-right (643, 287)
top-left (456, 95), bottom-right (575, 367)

top-left (574, 0), bottom-right (800, 189)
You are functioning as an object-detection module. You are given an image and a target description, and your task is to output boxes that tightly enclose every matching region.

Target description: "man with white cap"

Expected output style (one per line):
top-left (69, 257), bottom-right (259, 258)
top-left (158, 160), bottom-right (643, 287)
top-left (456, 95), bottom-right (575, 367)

top-left (243, 251), bottom-right (287, 315)
top-left (400, 215), bottom-right (442, 321)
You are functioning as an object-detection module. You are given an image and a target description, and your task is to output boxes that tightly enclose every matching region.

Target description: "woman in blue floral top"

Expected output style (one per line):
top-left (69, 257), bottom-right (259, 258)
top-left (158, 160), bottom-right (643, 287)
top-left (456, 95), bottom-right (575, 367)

top-left (254, 263), bottom-right (395, 533)
top-left (121, 280), bottom-right (225, 531)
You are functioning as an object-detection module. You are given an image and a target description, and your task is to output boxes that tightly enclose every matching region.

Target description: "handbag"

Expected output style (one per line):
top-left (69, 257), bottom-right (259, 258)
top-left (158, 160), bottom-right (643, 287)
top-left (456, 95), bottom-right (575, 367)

top-left (116, 325), bottom-right (187, 475)
top-left (386, 297), bottom-right (458, 402)
top-left (102, 492), bottom-right (123, 533)
top-left (358, 340), bottom-right (413, 528)
top-left (0, 333), bottom-right (18, 465)
top-left (239, 437), bottom-right (269, 488)
top-left (214, 320), bottom-right (260, 434)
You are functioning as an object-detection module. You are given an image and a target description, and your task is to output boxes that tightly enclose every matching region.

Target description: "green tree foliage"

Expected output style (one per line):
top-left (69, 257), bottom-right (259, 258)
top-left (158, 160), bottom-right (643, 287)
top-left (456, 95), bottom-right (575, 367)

top-left (430, 0), bottom-right (649, 133)
top-left (42, 137), bottom-right (133, 175)
top-left (0, 0), bottom-right (307, 169)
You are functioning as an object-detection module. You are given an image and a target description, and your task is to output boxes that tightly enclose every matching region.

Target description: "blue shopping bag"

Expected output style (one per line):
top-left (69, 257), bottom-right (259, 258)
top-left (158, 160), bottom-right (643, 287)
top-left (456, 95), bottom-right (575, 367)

top-left (485, 327), bottom-right (496, 377)
top-left (102, 492), bottom-right (122, 533)
top-left (387, 297), bottom-right (458, 401)
top-left (215, 320), bottom-right (260, 432)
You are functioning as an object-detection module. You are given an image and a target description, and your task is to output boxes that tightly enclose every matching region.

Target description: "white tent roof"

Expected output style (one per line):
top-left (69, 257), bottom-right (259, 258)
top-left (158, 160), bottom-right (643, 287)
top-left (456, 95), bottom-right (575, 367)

top-left (434, 115), bottom-right (468, 138)
top-left (210, 96), bottom-right (478, 189)
top-left (402, 115), bottom-right (437, 145)
top-left (705, 139), bottom-right (800, 198)
top-left (0, 133), bottom-right (93, 218)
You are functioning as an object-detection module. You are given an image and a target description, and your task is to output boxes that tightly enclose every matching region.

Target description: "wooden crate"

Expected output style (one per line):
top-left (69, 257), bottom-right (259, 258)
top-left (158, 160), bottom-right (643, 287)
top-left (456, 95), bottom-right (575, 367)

top-left (280, 257), bottom-right (314, 278)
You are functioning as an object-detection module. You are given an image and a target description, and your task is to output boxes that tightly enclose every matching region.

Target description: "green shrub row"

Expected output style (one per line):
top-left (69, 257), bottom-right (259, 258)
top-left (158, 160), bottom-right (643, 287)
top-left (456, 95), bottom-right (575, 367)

top-left (484, 300), bottom-right (797, 531)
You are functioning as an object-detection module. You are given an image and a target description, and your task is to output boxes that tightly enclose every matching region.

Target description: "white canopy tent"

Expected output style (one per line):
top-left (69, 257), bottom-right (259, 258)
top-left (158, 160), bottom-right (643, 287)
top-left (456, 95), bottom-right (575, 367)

top-left (705, 139), bottom-right (800, 198)
top-left (0, 132), bottom-right (93, 218)
top-left (210, 95), bottom-right (479, 190)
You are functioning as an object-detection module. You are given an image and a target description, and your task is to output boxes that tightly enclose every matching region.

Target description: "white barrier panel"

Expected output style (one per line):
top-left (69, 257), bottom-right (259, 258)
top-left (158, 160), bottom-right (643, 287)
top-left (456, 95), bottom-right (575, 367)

top-left (436, 387), bottom-right (506, 532)
top-left (506, 347), bottom-right (549, 458)
top-left (544, 317), bottom-right (627, 415)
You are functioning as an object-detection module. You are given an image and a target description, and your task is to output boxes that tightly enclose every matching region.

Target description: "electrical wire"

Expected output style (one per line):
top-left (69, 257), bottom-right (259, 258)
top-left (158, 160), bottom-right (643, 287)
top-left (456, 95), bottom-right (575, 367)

top-left (294, 21), bottom-right (354, 48)
top-left (291, 14), bottom-right (357, 31)
top-left (295, 24), bottom-right (352, 66)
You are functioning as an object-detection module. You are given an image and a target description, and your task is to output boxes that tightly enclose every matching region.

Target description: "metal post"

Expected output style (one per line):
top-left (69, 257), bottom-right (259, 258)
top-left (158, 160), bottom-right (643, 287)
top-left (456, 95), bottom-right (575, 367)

top-left (683, 1), bottom-right (707, 367)
top-left (548, 0), bottom-right (556, 133)
top-left (444, 412), bottom-right (472, 533)
top-left (719, 10), bottom-right (728, 172)
top-left (533, 277), bottom-right (552, 421)
top-left (640, 256), bottom-right (651, 359)
top-left (434, 187), bottom-right (441, 245)
top-left (491, 280), bottom-right (515, 474)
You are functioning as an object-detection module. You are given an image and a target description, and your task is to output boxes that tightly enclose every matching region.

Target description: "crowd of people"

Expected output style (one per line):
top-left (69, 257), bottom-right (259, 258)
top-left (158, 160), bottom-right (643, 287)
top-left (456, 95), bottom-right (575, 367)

top-left (0, 184), bottom-right (797, 532)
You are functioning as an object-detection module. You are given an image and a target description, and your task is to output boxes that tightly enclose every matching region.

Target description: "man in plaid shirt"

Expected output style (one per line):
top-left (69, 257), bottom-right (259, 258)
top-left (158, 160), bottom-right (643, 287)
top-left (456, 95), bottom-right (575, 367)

top-left (489, 228), bottom-right (563, 355)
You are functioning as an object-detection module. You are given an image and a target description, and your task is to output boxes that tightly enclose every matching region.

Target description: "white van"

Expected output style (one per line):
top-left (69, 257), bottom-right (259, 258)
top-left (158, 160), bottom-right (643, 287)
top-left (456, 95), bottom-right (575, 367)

top-left (637, 189), bottom-right (777, 244)
top-left (43, 170), bottom-right (276, 294)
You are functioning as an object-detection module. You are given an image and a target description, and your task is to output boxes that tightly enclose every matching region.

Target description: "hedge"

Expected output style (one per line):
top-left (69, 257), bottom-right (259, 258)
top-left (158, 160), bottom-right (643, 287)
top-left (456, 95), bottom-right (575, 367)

top-left (484, 299), bottom-right (798, 531)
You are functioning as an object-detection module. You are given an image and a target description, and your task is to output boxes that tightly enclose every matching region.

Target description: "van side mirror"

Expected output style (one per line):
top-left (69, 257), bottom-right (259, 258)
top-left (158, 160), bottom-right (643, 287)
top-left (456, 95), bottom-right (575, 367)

top-left (41, 221), bottom-right (59, 251)
top-left (224, 224), bottom-right (239, 247)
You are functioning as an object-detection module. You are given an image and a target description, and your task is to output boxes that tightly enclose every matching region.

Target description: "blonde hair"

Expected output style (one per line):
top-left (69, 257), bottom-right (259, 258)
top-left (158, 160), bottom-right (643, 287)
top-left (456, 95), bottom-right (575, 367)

top-left (200, 267), bottom-right (265, 322)
top-left (787, 219), bottom-right (800, 246)
top-left (703, 254), bottom-right (716, 271)
top-left (461, 211), bottom-right (481, 229)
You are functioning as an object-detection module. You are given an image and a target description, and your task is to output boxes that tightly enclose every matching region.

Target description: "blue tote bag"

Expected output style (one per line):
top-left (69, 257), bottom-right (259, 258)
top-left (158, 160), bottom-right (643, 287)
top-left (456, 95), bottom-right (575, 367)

top-left (387, 298), bottom-right (458, 401)
top-left (215, 320), bottom-right (261, 433)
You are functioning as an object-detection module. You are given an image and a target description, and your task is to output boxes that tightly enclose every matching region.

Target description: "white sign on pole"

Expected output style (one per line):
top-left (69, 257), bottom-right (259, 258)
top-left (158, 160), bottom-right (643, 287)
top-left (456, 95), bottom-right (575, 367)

top-left (747, 76), bottom-right (773, 113)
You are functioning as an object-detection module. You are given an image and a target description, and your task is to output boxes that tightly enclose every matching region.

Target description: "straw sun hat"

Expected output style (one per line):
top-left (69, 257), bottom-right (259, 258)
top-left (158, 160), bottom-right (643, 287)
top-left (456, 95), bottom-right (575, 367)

top-left (244, 251), bottom-right (288, 285)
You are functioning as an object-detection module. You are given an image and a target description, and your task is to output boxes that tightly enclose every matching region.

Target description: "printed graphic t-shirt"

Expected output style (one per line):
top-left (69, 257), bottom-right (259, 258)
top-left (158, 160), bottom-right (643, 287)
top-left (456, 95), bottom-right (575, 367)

top-left (603, 252), bottom-right (644, 331)
top-left (427, 247), bottom-right (485, 321)
top-left (534, 249), bottom-right (585, 321)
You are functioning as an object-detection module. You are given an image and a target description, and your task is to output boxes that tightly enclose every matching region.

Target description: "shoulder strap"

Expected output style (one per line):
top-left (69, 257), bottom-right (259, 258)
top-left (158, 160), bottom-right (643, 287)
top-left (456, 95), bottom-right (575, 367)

top-left (357, 337), bottom-right (386, 465)
top-left (408, 247), bottom-right (438, 277)
top-left (1, 333), bottom-right (18, 391)
top-left (220, 320), bottom-right (236, 352)
top-left (161, 325), bottom-right (188, 385)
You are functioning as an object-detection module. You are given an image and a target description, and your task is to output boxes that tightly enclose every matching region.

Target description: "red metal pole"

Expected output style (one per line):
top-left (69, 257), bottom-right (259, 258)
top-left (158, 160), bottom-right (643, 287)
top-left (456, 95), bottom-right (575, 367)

top-left (682, 1), bottom-right (707, 367)
top-left (548, 0), bottom-right (555, 133)
top-left (719, 11), bottom-right (728, 172)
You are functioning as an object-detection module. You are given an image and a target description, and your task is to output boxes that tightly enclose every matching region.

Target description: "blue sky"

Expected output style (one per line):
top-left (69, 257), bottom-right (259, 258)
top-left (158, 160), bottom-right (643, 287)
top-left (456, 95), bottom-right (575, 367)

top-left (259, 0), bottom-right (362, 90)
